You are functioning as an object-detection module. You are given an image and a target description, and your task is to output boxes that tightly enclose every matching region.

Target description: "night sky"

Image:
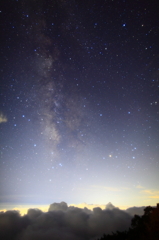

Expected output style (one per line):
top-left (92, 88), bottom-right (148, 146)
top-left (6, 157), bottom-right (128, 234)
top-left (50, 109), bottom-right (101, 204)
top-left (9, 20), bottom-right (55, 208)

top-left (0, 0), bottom-right (159, 209)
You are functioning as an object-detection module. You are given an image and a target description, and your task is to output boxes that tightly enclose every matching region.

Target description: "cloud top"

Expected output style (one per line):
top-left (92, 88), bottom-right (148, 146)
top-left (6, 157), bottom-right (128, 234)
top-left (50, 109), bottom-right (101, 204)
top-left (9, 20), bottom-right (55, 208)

top-left (0, 202), bottom-right (132, 240)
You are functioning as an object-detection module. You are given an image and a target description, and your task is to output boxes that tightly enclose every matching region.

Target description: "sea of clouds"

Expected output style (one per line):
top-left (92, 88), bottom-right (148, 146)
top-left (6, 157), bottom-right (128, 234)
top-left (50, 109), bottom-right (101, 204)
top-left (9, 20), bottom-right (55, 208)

top-left (0, 201), bottom-right (145, 240)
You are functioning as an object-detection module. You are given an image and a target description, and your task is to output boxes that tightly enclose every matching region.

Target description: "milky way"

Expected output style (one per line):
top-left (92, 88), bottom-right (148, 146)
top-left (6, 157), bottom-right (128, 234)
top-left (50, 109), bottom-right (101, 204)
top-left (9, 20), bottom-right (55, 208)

top-left (0, 0), bottom-right (159, 207)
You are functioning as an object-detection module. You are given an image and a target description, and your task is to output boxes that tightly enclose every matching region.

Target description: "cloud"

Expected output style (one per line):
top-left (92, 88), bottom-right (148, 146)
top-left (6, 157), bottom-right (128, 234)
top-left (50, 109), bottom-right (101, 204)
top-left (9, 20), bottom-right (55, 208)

top-left (48, 201), bottom-right (68, 212)
top-left (0, 210), bottom-right (30, 240)
top-left (125, 206), bottom-right (145, 216)
top-left (0, 112), bottom-right (7, 123)
top-left (141, 189), bottom-right (159, 199)
top-left (149, 196), bottom-right (159, 199)
top-left (0, 202), bottom-right (132, 240)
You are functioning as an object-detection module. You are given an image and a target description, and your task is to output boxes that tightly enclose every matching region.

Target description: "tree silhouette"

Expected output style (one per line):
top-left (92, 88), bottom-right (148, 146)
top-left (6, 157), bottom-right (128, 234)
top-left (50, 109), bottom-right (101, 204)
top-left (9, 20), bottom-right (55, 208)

top-left (97, 204), bottom-right (159, 240)
top-left (97, 231), bottom-right (128, 240)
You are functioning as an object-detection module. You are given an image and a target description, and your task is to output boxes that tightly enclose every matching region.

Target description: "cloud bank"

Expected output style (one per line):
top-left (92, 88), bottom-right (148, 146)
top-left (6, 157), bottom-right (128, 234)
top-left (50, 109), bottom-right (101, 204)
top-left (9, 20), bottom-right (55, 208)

top-left (0, 202), bottom-right (132, 240)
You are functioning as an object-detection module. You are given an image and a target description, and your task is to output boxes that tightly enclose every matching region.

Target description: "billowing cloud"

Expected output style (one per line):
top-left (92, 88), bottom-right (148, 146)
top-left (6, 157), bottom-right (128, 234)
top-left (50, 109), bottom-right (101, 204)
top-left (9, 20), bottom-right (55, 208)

top-left (48, 201), bottom-right (68, 212)
top-left (0, 210), bottom-right (30, 240)
top-left (0, 112), bottom-right (7, 123)
top-left (0, 202), bottom-right (132, 240)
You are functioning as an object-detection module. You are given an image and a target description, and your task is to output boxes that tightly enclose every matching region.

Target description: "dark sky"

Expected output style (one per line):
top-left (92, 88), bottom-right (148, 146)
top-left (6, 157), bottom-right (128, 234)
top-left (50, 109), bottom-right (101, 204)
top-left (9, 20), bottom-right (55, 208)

top-left (0, 0), bottom-right (159, 208)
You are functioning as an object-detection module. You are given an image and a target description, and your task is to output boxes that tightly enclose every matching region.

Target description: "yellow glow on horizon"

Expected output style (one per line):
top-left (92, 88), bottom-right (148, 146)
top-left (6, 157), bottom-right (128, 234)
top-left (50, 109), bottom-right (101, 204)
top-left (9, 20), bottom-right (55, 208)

top-left (0, 203), bottom-right (134, 215)
top-left (0, 205), bottom-right (49, 215)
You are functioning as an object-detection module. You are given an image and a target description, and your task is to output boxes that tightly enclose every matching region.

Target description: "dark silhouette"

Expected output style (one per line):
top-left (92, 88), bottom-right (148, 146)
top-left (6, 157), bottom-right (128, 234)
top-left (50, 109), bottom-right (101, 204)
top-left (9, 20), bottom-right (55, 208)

top-left (97, 204), bottom-right (159, 240)
top-left (97, 231), bottom-right (128, 240)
